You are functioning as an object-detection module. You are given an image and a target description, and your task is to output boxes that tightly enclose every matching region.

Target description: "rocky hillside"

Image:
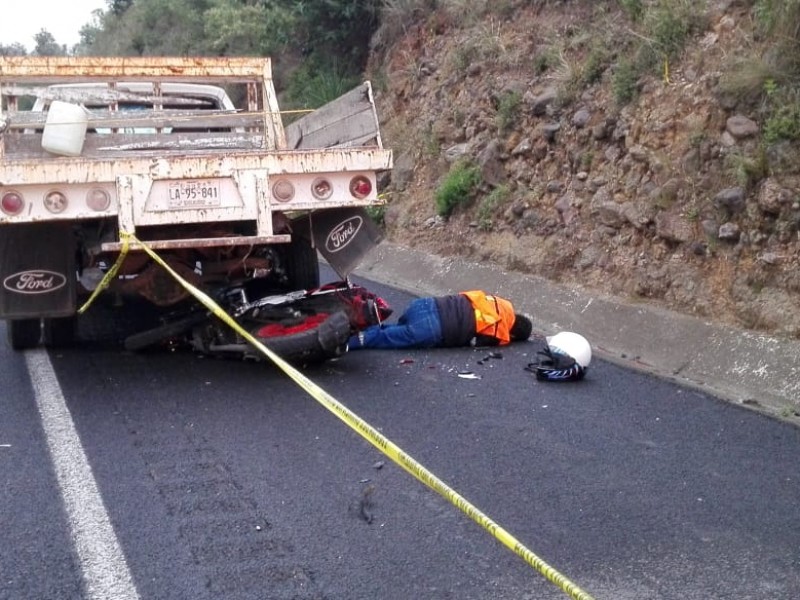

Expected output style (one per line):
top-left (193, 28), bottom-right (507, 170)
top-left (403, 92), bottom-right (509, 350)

top-left (366, 0), bottom-right (800, 339)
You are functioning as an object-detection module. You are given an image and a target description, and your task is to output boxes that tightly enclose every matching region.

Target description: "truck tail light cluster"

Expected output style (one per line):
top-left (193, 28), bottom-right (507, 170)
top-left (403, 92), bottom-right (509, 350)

top-left (1, 187), bottom-right (113, 216)
top-left (270, 175), bottom-right (374, 203)
top-left (1, 191), bottom-right (24, 215)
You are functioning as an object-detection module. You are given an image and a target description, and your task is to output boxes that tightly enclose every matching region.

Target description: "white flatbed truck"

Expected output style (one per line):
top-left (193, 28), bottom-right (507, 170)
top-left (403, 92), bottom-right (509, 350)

top-left (0, 56), bottom-right (392, 350)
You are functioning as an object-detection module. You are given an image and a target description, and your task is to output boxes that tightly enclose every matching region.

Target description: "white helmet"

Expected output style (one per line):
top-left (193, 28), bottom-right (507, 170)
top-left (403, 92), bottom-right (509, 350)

top-left (546, 331), bottom-right (592, 368)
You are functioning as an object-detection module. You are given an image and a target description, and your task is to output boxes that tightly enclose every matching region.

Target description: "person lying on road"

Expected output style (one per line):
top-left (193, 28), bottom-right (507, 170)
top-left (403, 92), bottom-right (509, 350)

top-left (347, 290), bottom-right (532, 350)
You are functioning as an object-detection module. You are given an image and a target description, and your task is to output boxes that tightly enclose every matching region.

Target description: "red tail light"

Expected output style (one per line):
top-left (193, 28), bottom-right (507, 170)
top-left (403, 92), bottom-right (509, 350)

top-left (1, 191), bottom-right (24, 215)
top-left (349, 175), bottom-right (372, 199)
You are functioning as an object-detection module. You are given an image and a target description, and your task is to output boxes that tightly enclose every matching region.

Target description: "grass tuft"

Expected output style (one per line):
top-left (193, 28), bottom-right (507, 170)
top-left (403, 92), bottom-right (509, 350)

top-left (435, 160), bottom-right (482, 217)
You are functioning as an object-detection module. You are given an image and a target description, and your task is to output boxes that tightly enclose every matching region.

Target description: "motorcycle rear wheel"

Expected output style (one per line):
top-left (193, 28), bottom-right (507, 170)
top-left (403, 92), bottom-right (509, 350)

top-left (244, 310), bottom-right (351, 364)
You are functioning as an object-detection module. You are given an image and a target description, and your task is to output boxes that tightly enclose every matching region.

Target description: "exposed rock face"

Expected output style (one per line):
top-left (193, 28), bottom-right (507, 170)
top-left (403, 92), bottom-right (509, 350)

top-left (368, 2), bottom-right (800, 339)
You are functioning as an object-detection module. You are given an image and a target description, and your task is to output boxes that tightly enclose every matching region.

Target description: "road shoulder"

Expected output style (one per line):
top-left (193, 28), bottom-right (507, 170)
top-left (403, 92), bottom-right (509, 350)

top-left (352, 242), bottom-right (800, 423)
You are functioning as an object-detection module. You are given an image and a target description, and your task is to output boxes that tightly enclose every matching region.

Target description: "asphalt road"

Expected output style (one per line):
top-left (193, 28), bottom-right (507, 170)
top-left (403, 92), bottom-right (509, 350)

top-left (2, 269), bottom-right (799, 600)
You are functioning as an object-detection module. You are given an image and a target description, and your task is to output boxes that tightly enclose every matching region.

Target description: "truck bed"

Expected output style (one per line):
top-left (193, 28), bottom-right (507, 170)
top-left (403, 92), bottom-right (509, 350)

top-left (0, 56), bottom-right (391, 255)
top-left (1, 55), bottom-right (384, 161)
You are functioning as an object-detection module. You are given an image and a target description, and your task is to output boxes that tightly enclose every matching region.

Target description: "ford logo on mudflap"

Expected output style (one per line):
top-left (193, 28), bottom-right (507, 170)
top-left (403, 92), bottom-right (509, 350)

top-left (3, 270), bottom-right (67, 295)
top-left (325, 216), bottom-right (363, 253)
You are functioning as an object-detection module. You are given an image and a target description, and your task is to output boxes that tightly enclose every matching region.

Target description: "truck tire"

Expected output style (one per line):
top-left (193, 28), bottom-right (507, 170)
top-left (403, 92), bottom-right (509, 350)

top-left (43, 316), bottom-right (76, 348)
top-left (8, 319), bottom-right (41, 350)
top-left (283, 236), bottom-right (320, 291)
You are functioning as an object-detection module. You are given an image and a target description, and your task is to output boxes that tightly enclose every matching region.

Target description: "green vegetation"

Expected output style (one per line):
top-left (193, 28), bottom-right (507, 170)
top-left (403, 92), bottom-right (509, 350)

top-left (532, 51), bottom-right (554, 75)
top-left (448, 13), bottom-right (510, 73)
top-left (581, 46), bottom-right (611, 87)
top-left (619, 0), bottom-right (644, 22)
top-left (283, 62), bottom-right (362, 111)
top-left (725, 147), bottom-right (770, 189)
top-left (1, 0), bottom-right (797, 160)
top-left (1, 0), bottom-right (382, 111)
top-left (435, 160), bottom-right (482, 217)
top-left (540, 5), bottom-right (619, 105)
top-left (642, 0), bottom-right (703, 62)
top-left (612, 59), bottom-right (639, 105)
top-left (477, 185), bottom-right (510, 231)
top-left (754, 0), bottom-right (800, 144)
top-left (366, 204), bottom-right (387, 228)
top-left (718, 59), bottom-right (786, 108)
top-left (717, 0), bottom-right (800, 148)
top-left (452, 43), bottom-right (480, 72)
top-left (556, 43), bottom-right (615, 105)
top-left (495, 90), bottom-right (522, 133)
top-left (753, 0), bottom-right (800, 43)
top-left (422, 123), bottom-right (440, 159)
top-left (609, 0), bottom-right (708, 106)
top-left (764, 102), bottom-right (800, 144)
top-left (579, 150), bottom-right (595, 171)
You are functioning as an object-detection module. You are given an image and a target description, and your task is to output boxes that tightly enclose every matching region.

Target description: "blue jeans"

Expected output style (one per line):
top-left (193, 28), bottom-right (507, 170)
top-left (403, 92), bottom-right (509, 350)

top-left (349, 297), bottom-right (444, 349)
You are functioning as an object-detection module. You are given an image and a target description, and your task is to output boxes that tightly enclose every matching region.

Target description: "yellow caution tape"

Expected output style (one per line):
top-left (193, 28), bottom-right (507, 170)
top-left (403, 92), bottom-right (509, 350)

top-left (77, 233), bottom-right (131, 314)
top-left (96, 232), bottom-right (596, 600)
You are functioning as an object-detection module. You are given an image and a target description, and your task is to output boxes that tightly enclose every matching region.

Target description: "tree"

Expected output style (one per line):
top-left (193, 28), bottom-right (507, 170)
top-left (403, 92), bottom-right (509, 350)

top-left (203, 1), bottom-right (295, 57)
top-left (107, 0), bottom-right (134, 16)
top-left (75, 9), bottom-right (107, 56)
top-left (33, 30), bottom-right (67, 56)
top-left (90, 0), bottom-right (213, 56)
top-left (74, 0), bottom-right (385, 105)
top-left (282, 0), bottom-right (381, 72)
top-left (0, 43), bottom-right (28, 57)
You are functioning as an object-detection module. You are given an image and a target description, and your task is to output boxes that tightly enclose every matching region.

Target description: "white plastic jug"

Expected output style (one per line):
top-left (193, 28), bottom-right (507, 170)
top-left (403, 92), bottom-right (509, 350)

top-left (41, 101), bottom-right (89, 157)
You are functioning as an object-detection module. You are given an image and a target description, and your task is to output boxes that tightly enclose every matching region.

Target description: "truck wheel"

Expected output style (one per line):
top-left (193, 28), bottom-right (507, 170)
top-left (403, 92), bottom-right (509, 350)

top-left (8, 319), bottom-right (41, 350)
top-left (284, 236), bottom-right (320, 290)
top-left (43, 316), bottom-right (77, 348)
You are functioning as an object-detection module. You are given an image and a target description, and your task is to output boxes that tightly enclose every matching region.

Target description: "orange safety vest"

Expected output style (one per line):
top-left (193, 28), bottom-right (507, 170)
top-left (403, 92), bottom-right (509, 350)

top-left (460, 290), bottom-right (515, 345)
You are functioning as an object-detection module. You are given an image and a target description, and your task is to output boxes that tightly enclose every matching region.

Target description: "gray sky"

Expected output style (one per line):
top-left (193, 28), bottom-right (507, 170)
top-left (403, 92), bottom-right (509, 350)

top-left (0, 1), bottom-right (106, 51)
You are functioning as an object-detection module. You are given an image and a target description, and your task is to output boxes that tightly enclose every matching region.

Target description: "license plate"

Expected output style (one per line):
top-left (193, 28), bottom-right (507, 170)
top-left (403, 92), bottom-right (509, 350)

top-left (168, 180), bottom-right (221, 209)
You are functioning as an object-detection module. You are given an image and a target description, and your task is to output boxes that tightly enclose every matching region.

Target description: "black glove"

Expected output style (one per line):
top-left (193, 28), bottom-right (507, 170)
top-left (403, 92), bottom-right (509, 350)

top-left (525, 347), bottom-right (586, 382)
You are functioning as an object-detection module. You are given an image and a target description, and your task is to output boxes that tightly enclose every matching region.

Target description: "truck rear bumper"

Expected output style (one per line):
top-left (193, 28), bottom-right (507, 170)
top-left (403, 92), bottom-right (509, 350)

top-left (101, 234), bottom-right (291, 252)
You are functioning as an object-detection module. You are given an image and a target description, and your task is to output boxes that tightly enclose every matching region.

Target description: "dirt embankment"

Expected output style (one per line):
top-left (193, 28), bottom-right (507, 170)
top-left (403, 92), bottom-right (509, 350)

top-left (368, 1), bottom-right (800, 339)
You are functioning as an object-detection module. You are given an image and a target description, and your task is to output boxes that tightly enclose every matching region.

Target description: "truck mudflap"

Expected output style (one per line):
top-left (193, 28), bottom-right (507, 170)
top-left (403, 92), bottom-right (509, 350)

top-left (0, 223), bottom-right (76, 319)
top-left (297, 207), bottom-right (385, 279)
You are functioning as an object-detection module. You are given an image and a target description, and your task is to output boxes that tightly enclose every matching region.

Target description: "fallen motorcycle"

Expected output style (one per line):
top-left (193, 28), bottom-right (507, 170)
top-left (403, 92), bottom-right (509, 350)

top-left (123, 281), bottom-right (392, 364)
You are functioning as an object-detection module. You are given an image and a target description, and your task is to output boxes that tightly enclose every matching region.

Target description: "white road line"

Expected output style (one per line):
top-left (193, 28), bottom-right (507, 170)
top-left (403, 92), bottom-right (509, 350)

top-left (26, 349), bottom-right (139, 600)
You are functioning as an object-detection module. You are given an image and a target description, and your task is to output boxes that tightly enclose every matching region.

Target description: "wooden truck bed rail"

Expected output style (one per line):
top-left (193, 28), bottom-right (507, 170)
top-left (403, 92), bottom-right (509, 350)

top-left (0, 56), bottom-right (286, 156)
top-left (1, 57), bottom-right (384, 160)
top-left (0, 56), bottom-right (273, 82)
